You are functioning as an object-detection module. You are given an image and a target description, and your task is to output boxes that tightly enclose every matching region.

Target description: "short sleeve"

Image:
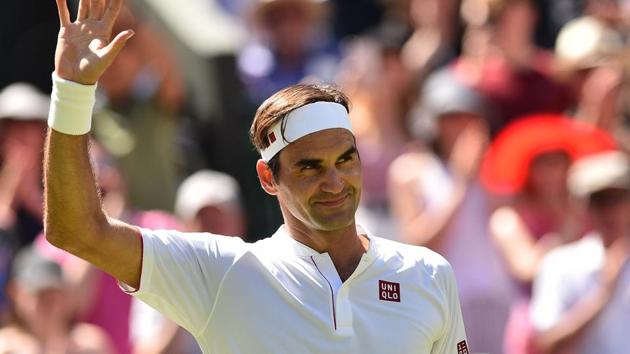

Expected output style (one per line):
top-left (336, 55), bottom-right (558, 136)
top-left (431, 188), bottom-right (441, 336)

top-left (430, 258), bottom-right (468, 354)
top-left (122, 228), bottom-right (247, 336)
top-left (530, 251), bottom-right (568, 331)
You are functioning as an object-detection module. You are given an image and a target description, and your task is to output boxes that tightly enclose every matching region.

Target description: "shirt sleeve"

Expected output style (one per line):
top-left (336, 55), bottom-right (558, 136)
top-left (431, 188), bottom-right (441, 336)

top-left (431, 258), bottom-right (468, 354)
top-left (121, 228), bottom-right (247, 336)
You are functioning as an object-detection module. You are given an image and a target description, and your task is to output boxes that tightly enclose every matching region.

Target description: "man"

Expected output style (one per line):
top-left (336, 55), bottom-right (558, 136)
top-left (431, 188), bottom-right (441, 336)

top-left (174, 169), bottom-right (246, 236)
top-left (44, 0), bottom-right (467, 353)
top-left (0, 246), bottom-right (114, 354)
top-left (530, 151), bottom-right (630, 354)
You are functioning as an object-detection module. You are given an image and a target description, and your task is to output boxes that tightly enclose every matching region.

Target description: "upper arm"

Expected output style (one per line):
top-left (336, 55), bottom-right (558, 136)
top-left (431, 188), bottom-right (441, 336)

top-left (91, 218), bottom-right (143, 290)
top-left (430, 259), bottom-right (468, 354)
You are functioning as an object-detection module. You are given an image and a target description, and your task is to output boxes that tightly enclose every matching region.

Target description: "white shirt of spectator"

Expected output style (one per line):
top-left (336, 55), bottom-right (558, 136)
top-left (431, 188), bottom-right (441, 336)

top-left (530, 233), bottom-right (630, 354)
top-left (123, 225), bottom-right (467, 354)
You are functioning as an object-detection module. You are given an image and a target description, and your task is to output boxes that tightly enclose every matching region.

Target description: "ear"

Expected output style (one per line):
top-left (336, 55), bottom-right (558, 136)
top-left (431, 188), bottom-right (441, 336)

top-left (256, 159), bottom-right (278, 196)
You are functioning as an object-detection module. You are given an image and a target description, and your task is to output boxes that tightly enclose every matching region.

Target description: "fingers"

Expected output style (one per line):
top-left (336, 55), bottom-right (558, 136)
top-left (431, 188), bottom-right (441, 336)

top-left (102, 0), bottom-right (123, 25)
top-left (77, 0), bottom-right (90, 20)
top-left (56, 0), bottom-right (71, 26)
top-left (101, 29), bottom-right (134, 61)
top-left (90, 0), bottom-right (105, 20)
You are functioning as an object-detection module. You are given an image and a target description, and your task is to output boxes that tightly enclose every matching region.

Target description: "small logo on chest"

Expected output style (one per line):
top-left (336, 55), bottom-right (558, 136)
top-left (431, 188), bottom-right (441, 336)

top-left (378, 280), bottom-right (400, 302)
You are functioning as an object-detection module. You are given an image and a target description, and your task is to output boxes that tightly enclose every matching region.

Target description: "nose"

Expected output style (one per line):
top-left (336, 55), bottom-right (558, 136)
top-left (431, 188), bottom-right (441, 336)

top-left (321, 167), bottom-right (345, 194)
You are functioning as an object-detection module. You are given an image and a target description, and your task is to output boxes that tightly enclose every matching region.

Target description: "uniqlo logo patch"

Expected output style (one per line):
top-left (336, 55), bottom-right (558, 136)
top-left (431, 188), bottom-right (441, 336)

top-left (267, 131), bottom-right (277, 145)
top-left (457, 340), bottom-right (469, 354)
top-left (379, 280), bottom-right (400, 302)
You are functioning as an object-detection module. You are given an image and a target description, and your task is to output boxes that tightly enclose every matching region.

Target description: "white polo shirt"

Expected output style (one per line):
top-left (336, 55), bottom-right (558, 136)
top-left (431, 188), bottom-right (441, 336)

top-left (125, 226), bottom-right (467, 354)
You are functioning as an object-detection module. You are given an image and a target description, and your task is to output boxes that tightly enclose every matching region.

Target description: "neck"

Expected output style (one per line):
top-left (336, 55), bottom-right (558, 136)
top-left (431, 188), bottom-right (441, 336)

top-left (284, 219), bottom-right (369, 281)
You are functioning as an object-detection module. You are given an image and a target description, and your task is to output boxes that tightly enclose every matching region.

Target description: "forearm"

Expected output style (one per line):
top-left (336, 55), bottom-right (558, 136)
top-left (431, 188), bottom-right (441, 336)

top-left (535, 286), bottom-right (612, 354)
top-left (400, 180), bottom-right (467, 250)
top-left (44, 130), bottom-right (107, 252)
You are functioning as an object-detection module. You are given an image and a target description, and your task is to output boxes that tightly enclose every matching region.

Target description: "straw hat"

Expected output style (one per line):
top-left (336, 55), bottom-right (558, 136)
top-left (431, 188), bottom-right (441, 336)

top-left (555, 16), bottom-right (623, 71)
top-left (568, 150), bottom-right (630, 198)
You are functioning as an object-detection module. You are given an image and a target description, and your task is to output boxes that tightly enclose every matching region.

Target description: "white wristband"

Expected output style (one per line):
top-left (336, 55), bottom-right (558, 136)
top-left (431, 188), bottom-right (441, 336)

top-left (48, 73), bottom-right (97, 135)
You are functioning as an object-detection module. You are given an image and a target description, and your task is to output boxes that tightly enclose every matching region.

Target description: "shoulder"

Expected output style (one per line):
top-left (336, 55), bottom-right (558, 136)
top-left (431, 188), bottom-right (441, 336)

top-left (139, 228), bottom-right (250, 265)
top-left (374, 236), bottom-right (455, 282)
top-left (141, 228), bottom-right (247, 250)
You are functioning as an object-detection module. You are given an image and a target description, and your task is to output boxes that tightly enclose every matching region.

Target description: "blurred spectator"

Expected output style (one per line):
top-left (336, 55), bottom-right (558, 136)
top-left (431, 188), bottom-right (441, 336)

top-left (94, 4), bottom-right (186, 212)
top-left (490, 150), bottom-right (579, 354)
top-left (485, 115), bottom-right (616, 354)
top-left (336, 32), bottom-right (412, 238)
top-left (554, 15), bottom-right (622, 123)
top-left (130, 169), bottom-right (246, 354)
top-left (0, 83), bottom-right (48, 248)
top-left (388, 69), bottom-right (513, 354)
top-left (456, 0), bottom-right (570, 133)
top-left (238, 0), bottom-right (339, 103)
top-left (174, 169), bottom-right (246, 235)
top-left (0, 82), bottom-right (50, 317)
top-left (0, 246), bottom-right (113, 353)
top-left (401, 0), bottom-right (462, 82)
top-left (530, 150), bottom-right (630, 354)
top-left (554, 15), bottom-right (630, 151)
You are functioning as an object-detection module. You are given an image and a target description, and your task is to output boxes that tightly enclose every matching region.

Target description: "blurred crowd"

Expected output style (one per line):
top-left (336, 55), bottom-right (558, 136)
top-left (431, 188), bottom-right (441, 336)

top-left (1, 0), bottom-right (630, 353)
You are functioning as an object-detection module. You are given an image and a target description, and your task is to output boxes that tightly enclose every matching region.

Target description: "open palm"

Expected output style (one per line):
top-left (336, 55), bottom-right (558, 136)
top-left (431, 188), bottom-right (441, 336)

top-left (54, 0), bottom-right (133, 85)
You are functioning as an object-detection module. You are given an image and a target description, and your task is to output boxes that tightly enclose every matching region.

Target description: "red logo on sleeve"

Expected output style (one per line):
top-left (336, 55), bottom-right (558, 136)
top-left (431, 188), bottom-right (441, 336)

top-left (457, 340), bottom-right (469, 354)
top-left (379, 280), bottom-right (400, 302)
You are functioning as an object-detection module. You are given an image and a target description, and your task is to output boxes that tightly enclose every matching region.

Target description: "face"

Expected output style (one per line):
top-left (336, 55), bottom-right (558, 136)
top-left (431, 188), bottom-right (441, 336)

top-left (437, 112), bottom-right (486, 152)
top-left (526, 151), bottom-right (571, 197)
top-left (258, 129), bottom-right (362, 232)
top-left (194, 205), bottom-right (246, 237)
top-left (590, 189), bottom-right (630, 241)
top-left (11, 283), bottom-right (70, 333)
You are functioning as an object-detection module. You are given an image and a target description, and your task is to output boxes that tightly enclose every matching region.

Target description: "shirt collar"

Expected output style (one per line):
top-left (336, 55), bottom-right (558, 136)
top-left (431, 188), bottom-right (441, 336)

top-left (272, 224), bottom-right (379, 262)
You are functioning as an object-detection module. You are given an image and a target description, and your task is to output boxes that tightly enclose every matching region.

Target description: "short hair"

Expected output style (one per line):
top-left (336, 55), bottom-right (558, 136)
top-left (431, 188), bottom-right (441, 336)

top-left (249, 84), bottom-right (351, 180)
top-left (249, 84), bottom-right (351, 152)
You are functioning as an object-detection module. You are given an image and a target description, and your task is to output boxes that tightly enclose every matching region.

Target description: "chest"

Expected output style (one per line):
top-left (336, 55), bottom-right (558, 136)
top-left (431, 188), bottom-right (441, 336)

top-left (203, 254), bottom-right (445, 354)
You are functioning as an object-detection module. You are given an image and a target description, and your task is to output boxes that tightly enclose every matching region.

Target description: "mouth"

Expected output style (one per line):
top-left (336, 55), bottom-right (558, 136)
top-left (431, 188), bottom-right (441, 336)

top-left (313, 193), bottom-right (351, 208)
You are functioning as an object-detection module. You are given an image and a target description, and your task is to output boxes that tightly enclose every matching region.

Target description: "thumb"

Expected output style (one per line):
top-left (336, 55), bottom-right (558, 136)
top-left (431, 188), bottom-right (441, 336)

top-left (101, 30), bottom-right (135, 62)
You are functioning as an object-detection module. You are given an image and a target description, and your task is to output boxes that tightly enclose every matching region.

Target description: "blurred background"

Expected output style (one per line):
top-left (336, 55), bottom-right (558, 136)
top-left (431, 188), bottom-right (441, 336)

top-left (1, 0), bottom-right (629, 353)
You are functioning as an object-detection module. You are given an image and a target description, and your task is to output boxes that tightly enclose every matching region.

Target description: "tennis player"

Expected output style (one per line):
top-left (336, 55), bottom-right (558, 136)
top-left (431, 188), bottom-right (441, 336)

top-left (44, 0), bottom-right (468, 352)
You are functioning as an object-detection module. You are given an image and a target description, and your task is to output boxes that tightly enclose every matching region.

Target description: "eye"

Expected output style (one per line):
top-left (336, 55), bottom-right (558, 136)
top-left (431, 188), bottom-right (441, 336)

top-left (300, 163), bottom-right (318, 171)
top-left (337, 155), bottom-right (354, 164)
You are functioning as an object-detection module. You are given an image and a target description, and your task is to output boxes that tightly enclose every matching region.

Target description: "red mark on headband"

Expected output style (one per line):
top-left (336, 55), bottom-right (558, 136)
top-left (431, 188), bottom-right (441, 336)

top-left (268, 131), bottom-right (277, 145)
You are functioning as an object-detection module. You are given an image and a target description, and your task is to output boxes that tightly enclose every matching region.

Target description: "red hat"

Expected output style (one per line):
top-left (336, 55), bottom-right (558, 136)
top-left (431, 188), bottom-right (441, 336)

top-left (480, 114), bottom-right (617, 195)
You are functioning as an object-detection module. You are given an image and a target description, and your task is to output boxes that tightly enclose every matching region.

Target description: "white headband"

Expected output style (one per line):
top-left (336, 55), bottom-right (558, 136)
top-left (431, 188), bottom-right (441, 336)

top-left (260, 101), bottom-right (353, 162)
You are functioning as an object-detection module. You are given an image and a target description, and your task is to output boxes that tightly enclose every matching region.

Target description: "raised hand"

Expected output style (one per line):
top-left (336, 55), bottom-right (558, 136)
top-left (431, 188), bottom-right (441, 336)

top-left (448, 120), bottom-right (489, 181)
top-left (54, 0), bottom-right (134, 85)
